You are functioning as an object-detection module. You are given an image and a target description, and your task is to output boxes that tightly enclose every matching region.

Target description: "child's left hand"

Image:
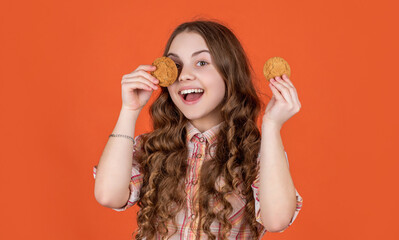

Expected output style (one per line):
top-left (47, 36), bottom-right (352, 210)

top-left (263, 74), bottom-right (302, 130)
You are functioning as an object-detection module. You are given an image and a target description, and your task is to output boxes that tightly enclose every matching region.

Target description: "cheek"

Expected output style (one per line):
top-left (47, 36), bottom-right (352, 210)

top-left (167, 87), bottom-right (176, 97)
top-left (216, 80), bottom-right (226, 98)
top-left (166, 86), bottom-right (173, 94)
top-left (217, 83), bottom-right (227, 105)
top-left (167, 89), bottom-right (180, 106)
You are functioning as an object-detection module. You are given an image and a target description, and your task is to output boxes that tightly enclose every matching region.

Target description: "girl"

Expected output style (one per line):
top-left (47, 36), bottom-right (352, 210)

top-left (93, 20), bottom-right (303, 240)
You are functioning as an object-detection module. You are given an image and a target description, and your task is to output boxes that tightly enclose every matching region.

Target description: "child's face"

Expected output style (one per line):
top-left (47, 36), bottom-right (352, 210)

top-left (167, 31), bottom-right (225, 131)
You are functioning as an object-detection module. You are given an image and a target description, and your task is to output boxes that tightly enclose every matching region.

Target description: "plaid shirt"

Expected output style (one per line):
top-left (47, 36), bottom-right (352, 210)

top-left (93, 121), bottom-right (303, 239)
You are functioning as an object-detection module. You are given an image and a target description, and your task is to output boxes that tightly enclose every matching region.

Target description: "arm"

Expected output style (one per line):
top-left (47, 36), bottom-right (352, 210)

top-left (258, 121), bottom-right (297, 232)
top-left (94, 108), bottom-right (141, 208)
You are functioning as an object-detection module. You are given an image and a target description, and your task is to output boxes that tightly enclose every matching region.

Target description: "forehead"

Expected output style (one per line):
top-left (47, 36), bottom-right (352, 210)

top-left (167, 31), bottom-right (209, 56)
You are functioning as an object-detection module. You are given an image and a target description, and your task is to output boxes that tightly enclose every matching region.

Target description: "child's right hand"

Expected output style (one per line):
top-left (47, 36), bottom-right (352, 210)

top-left (120, 65), bottom-right (159, 111)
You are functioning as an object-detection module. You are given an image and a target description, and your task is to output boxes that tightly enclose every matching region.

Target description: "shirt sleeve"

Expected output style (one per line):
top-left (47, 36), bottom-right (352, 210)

top-left (93, 134), bottom-right (144, 212)
top-left (251, 150), bottom-right (303, 232)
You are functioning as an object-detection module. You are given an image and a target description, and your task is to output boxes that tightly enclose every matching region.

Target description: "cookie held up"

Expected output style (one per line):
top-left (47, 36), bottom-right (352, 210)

top-left (151, 57), bottom-right (178, 87)
top-left (263, 57), bottom-right (291, 82)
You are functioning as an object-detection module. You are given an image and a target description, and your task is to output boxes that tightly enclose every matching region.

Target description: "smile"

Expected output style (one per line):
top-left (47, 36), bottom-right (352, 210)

top-left (179, 91), bottom-right (204, 105)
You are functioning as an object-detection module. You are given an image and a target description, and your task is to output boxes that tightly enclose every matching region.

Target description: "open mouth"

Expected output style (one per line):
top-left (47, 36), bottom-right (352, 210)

top-left (179, 90), bottom-right (204, 104)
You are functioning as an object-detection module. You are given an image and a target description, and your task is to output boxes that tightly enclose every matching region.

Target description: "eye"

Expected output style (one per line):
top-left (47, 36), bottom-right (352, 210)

top-left (197, 61), bottom-right (208, 67)
top-left (174, 62), bottom-right (182, 69)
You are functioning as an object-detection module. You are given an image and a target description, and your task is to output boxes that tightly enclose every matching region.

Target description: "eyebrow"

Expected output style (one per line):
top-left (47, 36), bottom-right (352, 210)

top-left (166, 49), bottom-right (210, 58)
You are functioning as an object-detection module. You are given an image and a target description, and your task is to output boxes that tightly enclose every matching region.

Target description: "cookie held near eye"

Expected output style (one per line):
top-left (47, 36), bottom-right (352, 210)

top-left (150, 56), bottom-right (178, 87)
top-left (263, 57), bottom-right (291, 81)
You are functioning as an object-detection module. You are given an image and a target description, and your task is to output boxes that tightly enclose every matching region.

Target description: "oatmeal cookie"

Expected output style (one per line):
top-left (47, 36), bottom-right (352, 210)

top-left (151, 56), bottom-right (178, 87)
top-left (263, 57), bottom-right (291, 81)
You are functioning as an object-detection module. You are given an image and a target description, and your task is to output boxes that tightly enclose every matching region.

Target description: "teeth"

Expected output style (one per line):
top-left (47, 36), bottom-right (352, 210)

top-left (180, 89), bottom-right (204, 95)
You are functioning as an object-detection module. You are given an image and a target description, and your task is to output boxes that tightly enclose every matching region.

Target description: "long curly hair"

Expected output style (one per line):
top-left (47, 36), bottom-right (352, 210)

top-left (133, 19), bottom-right (265, 240)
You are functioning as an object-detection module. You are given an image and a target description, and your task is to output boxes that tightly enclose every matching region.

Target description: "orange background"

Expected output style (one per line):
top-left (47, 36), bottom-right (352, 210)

top-left (1, 0), bottom-right (398, 239)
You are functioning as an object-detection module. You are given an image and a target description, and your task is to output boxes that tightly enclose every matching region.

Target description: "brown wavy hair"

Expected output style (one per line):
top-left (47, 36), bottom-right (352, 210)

top-left (132, 19), bottom-right (265, 239)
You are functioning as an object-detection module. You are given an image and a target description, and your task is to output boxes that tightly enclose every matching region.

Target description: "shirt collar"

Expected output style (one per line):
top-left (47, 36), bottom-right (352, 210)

top-left (185, 121), bottom-right (224, 145)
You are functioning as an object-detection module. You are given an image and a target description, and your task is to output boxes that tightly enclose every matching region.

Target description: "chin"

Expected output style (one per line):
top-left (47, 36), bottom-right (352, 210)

top-left (181, 111), bottom-right (204, 120)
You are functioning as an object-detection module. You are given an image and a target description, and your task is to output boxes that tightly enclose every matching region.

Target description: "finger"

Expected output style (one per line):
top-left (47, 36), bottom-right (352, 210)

top-left (281, 75), bottom-right (301, 107)
top-left (123, 68), bottom-right (158, 82)
top-left (122, 76), bottom-right (158, 90)
top-left (123, 65), bottom-right (156, 78)
top-left (121, 76), bottom-right (157, 88)
top-left (122, 80), bottom-right (158, 91)
top-left (123, 81), bottom-right (154, 91)
top-left (135, 64), bottom-right (157, 72)
top-left (275, 76), bottom-right (295, 105)
top-left (123, 70), bottom-right (159, 85)
top-left (281, 74), bottom-right (294, 88)
top-left (269, 81), bottom-right (284, 101)
top-left (270, 78), bottom-right (291, 104)
top-left (275, 76), bottom-right (291, 88)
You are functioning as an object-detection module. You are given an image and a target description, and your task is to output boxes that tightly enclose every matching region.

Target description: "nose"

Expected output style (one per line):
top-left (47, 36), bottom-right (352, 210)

top-left (178, 65), bottom-right (195, 82)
